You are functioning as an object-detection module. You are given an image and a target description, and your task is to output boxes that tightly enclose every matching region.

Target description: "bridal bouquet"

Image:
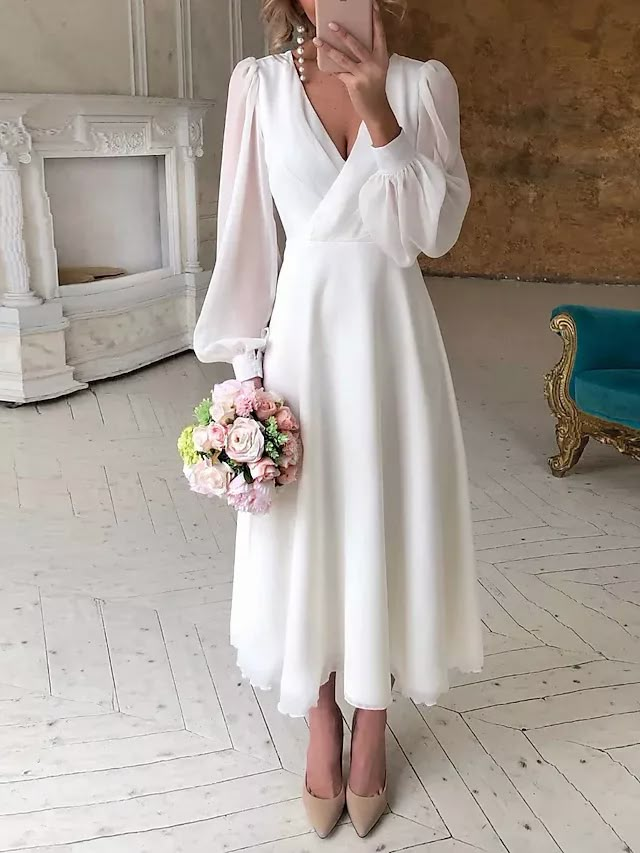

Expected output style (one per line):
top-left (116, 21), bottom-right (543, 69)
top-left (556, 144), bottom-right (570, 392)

top-left (178, 379), bottom-right (301, 514)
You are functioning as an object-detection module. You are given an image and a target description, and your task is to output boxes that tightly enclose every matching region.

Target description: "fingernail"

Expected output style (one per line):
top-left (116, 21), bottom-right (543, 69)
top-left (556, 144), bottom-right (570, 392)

top-left (328, 21), bottom-right (339, 30)
top-left (313, 36), bottom-right (322, 46)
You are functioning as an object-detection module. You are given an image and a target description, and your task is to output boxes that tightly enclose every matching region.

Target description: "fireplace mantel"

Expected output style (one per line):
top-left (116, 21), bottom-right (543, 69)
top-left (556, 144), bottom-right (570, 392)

top-left (0, 92), bottom-right (214, 403)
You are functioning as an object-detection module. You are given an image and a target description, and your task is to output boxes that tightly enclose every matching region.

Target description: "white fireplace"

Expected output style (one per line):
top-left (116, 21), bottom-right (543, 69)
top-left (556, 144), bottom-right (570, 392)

top-left (0, 92), bottom-right (212, 403)
top-left (45, 155), bottom-right (168, 274)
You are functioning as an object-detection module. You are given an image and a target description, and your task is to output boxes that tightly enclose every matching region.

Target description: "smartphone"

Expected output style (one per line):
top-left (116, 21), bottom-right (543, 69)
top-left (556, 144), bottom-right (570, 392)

top-left (315, 0), bottom-right (373, 74)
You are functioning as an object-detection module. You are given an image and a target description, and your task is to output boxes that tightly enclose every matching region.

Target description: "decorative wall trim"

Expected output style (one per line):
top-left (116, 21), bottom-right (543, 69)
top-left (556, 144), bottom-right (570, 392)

top-left (89, 125), bottom-right (147, 155)
top-left (230, 0), bottom-right (244, 69)
top-left (129, 0), bottom-right (149, 96)
top-left (176, 0), bottom-right (194, 99)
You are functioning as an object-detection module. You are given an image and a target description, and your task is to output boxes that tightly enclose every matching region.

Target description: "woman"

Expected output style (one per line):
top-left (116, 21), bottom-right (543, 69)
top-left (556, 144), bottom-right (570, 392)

top-left (193, 0), bottom-right (483, 839)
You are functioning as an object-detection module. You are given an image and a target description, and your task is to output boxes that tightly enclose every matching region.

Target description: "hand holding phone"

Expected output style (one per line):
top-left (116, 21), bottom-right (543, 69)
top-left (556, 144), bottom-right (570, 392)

top-left (315, 0), bottom-right (373, 73)
top-left (312, 3), bottom-right (400, 149)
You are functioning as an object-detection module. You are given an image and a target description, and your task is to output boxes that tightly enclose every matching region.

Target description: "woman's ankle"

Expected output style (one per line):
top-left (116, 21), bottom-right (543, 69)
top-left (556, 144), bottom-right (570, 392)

top-left (349, 708), bottom-right (387, 796)
top-left (306, 711), bottom-right (344, 797)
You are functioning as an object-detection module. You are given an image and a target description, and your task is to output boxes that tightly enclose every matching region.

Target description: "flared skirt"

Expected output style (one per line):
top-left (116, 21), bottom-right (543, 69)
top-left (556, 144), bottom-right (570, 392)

top-left (230, 240), bottom-right (483, 716)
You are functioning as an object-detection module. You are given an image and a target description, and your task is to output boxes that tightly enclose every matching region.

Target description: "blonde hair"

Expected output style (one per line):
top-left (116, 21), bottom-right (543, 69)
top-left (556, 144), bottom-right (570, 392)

top-left (261, 0), bottom-right (408, 53)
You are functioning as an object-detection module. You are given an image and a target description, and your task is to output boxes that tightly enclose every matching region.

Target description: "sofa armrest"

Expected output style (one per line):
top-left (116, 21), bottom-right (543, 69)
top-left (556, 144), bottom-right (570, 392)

top-left (551, 305), bottom-right (640, 376)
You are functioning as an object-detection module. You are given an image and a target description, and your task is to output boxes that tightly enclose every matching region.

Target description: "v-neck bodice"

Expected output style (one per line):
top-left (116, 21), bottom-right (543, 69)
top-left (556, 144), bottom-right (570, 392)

top-left (287, 50), bottom-right (363, 168)
top-left (195, 47), bottom-right (471, 375)
top-left (255, 52), bottom-right (409, 244)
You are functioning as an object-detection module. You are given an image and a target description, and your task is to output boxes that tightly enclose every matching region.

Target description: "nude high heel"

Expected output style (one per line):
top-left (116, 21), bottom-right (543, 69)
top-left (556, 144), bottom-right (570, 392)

top-left (346, 709), bottom-right (387, 837)
top-left (346, 779), bottom-right (387, 838)
top-left (303, 708), bottom-right (345, 838)
top-left (302, 777), bottom-right (346, 838)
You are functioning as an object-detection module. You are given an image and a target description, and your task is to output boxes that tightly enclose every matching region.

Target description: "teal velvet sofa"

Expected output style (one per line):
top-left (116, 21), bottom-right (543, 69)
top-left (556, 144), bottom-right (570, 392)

top-left (544, 304), bottom-right (640, 476)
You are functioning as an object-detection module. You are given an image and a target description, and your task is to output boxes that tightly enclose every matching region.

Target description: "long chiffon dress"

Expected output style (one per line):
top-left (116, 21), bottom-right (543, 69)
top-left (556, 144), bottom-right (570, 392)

top-left (193, 51), bottom-right (483, 717)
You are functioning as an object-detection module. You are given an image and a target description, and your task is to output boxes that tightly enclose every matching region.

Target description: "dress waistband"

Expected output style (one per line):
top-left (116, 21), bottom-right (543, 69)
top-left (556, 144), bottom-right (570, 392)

top-left (283, 238), bottom-right (381, 252)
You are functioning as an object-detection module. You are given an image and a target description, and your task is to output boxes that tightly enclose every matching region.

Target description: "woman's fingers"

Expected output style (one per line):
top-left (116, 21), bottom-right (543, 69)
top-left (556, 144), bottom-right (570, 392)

top-left (325, 22), bottom-right (371, 62)
top-left (314, 38), bottom-right (360, 72)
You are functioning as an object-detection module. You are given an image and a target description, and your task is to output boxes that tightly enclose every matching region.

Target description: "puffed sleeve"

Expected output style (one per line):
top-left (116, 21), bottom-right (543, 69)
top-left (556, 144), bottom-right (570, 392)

top-left (193, 57), bottom-right (278, 381)
top-left (359, 59), bottom-right (470, 267)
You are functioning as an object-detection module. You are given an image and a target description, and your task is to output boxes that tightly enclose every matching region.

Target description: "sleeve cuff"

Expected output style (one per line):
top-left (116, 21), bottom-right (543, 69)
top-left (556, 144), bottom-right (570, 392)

top-left (232, 351), bottom-right (263, 382)
top-left (371, 129), bottom-right (416, 174)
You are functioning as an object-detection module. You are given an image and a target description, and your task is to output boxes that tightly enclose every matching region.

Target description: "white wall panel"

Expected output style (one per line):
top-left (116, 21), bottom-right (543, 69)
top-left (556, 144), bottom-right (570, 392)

top-left (145, 0), bottom-right (180, 97)
top-left (0, 0), bottom-right (133, 95)
top-left (0, 0), bottom-right (265, 276)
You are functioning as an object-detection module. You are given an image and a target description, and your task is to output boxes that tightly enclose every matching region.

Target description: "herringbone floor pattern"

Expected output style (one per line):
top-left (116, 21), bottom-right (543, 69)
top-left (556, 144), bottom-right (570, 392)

top-left (1, 279), bottom-right (639, 852)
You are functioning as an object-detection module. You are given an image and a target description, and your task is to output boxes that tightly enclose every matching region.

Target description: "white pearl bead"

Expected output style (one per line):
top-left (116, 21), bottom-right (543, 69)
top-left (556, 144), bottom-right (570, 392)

top-left (296, 25), bottom-right (305, 33)
top-left (296, 36), bottom-right (304, 44)
top-left (296, 46), bottom-right (304, 55)
top-left (299, 74), bottom-right (307, 82)
top-left (298, 57), bottom-right (305, 64)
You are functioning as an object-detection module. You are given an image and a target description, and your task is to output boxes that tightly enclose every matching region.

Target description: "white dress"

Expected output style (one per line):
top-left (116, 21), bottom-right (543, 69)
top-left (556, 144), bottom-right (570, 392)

top-left (194, 51), bottom-right (483, 717)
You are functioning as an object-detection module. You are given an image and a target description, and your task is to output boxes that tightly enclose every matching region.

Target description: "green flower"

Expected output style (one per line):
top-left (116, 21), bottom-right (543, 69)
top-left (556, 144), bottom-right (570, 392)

top-left (264, 416), bottom-right (279, 438)
top-left (193, 398), bottom-right (212, 426)
top-left (265, 440), bottom-right (280, 461)
top-left (177, 424), bottom-right (200, 465)
top-left (265, 415), bottom-right (288, 448)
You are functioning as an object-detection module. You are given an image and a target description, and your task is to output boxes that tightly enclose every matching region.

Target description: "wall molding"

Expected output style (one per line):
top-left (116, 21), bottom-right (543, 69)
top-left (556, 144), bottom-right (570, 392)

top-left (128, 0), bottom-right (149, 96)
top-left (229, 0), bottom-right (244, 70)
top-left (176, 0), bottom-right (194, 99)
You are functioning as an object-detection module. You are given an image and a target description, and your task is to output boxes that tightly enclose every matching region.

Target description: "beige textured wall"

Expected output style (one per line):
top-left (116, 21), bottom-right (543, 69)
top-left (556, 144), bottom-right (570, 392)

top-left (404, 0), bottom-right (640, 283)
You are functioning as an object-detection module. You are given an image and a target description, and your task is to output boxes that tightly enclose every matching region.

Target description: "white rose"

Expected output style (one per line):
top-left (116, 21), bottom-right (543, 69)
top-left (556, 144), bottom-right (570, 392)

top-left (226, 417), bottom-right (265, 464)
top-left (209, 379), bottom-right (243, 424)
top-left (212, 379), bottom-right (242, 406)
top-left (209, 400), bottom-right (235, 424)
top-left (192, 425), bottom-right (213, 452)
top-left (190, 459), bottom-right (232, 497)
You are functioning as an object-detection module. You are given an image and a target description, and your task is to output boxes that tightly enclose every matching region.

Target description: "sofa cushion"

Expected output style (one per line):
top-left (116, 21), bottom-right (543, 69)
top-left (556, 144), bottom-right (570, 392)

top-left (574, 369), bottom-right (640, 430)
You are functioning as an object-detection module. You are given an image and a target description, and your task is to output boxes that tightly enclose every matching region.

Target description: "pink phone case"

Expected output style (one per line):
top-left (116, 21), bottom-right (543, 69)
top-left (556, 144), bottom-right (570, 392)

top-left (315, 0), bottom-right (373, 74)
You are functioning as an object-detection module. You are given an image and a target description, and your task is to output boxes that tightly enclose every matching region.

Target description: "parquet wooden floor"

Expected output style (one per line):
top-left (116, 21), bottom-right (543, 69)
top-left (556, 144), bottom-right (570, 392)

top-left (1, 279), bottom-right (638, 852)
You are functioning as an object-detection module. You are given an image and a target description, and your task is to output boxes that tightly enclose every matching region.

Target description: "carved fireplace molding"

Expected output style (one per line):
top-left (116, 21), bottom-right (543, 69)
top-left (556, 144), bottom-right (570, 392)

top-left (0, 93), bottom-right (212, 404)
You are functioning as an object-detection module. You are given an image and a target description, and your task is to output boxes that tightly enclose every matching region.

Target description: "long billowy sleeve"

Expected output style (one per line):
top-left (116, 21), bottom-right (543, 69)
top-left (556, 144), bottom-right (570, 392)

top-left (193, 57), bottom-right (278, 381)
top-left (359, 59), bottom-right (470, 267)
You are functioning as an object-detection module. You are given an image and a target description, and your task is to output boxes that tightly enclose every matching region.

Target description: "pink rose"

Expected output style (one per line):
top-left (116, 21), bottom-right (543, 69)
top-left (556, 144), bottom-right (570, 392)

top-left (276, 464), bottom-right (298, 486)
top-left (226, 417), bottom-right (264, 464)
top-left (207, 422), bottom-right (227, 451)
top-left (274, 406), bottom-right (299, 432)
top-left (192, 425), bottom-right (213, 452)
top-left (249, 456), bottom-right (279, 483)
top-left (253, 389), bottom-right (281, 422)
top-left (279, 432), bottom-right (302, 467)
top-left (184, 459), bottom-right (232, 497)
